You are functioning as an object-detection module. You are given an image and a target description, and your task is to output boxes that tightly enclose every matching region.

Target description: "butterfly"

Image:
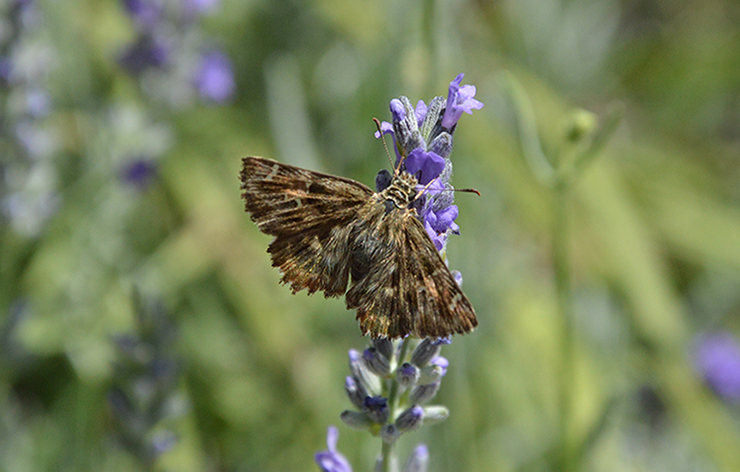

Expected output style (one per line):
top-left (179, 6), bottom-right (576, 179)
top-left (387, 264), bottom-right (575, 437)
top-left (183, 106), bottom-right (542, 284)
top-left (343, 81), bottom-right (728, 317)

top-left (239, 156), bottom-right (478, 339)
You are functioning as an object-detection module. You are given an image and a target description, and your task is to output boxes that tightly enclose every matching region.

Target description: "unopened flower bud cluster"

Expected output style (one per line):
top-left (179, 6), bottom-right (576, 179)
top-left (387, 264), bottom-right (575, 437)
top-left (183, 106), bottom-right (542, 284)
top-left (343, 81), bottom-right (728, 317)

top-left (341, 338), bottom-right (451, 444)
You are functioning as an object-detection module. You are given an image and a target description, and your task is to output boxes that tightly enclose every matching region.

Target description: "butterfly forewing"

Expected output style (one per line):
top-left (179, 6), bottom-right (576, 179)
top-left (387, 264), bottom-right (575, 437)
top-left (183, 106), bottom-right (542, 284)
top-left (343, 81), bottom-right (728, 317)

top-left (239, 156), bottom-right (478, 339)
top-left (240, 157), bottom-right (372, 296)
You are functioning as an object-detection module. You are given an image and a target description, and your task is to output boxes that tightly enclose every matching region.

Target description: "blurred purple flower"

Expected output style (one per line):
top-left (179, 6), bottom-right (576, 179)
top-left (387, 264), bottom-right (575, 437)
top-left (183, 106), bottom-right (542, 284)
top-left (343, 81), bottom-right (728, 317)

top-left (315, 426), bottom-right (352, 472)
top-left (123, 0), bottom-right (163, 30)
top-left (119, 37), bottom-right (169, 75)
top-left (194, 50), bottom-right (235, 103)
top-left (441, 73), bottom-right (484, 130)
top-left (184, 0), bottom-right (221, 15)
top-left (403, 444), bottom-right (429, 472)
top-left (0, 57), bottom-right (11, 82)
top-left (694, 331), bottom-right (740, 401)
top-left (121, 159), bottom-right (157, 188)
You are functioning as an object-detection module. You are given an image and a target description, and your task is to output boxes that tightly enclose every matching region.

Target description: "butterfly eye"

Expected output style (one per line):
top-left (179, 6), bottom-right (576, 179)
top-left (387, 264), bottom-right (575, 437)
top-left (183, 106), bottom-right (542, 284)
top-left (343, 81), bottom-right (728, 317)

top-left (375, 169), bottom-right (392, 192)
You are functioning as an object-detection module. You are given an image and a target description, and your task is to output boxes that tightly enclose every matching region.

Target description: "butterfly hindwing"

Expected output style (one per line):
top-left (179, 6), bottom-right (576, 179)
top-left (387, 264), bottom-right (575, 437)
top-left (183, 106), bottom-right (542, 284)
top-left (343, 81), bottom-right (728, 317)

top-left (346, 202), bottom-right (478, 339)
top-left (240, 157), bottom-right (373, 296)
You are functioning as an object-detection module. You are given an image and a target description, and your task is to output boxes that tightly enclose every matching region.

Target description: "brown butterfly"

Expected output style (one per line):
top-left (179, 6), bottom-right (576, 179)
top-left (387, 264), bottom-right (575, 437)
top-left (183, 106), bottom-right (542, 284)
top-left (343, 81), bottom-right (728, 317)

top-left (239, 156), bottom-right (477, 339)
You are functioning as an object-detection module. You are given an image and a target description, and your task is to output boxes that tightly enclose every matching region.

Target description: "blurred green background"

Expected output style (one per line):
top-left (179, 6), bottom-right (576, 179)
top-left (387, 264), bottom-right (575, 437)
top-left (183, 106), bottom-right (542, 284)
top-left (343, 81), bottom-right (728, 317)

top-left (2, 0), bottom-right (740, 470)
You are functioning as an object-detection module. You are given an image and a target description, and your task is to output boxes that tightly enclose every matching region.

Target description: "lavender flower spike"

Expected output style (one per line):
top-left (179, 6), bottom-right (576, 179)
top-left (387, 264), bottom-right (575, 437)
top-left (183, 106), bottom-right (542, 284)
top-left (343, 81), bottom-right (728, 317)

top-left (315, 426), bottom-right (353, 472)
top-left (441, 73), bottom-right (484, 130)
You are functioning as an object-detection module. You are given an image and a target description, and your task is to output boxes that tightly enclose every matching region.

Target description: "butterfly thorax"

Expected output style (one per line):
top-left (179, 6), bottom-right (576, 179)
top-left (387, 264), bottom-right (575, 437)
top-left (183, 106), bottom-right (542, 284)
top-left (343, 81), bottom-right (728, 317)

top-left (380, 171), bottom-right (418, 209)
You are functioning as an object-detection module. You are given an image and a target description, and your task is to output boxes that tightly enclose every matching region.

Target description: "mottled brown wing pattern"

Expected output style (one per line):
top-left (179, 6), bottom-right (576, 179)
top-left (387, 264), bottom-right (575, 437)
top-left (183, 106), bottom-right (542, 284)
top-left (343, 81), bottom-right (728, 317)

top-left (240, 157), bottom-right (373, 296)
top-left (345, 199), bottom-right (478, 339)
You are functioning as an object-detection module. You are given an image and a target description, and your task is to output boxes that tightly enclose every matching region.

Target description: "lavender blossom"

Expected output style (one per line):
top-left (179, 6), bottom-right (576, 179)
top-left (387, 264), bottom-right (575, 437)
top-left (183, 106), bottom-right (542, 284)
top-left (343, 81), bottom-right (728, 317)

top-left (119, 0), bottom-right (235, 105)
top-left (194, 50), bottom-right (236, 103)
top-left (375, 73), bottom-right (483, 251)
top-left (694, 331), bottom-right (740, 402)
top-left (441, 73), bottom-right (484, 130)
top-left (340, 338), bottom-right (453, 452)
top-left (315, 426), bottom-right (353, 472)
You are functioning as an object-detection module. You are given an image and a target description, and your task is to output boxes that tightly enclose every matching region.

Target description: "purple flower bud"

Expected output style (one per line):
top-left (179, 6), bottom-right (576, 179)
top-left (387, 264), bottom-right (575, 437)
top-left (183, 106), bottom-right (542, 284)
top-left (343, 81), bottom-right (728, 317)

top-left (340, 410), bottom-right (372, 431)
top-left (362, 396), bottom-right (390, 424)
top-left (395, 405), bottom-right (424, 432)
top-left (372, 338), bottom-right (394, 360)
top-left (363, 347), bottom-right (391, 376)
top-left (315, 426), bottom-right (353, 472)
top-left (410, 381), bottom-right (441, 404)
top-left (410, 339), bottom-right (442, 367)
top-left (403, 444), bottom-right (429, 472)
top-left (451, 270), bottom-right (463, 287)
top-left (441, 73), bottom-right (484, 130)
top-left (390, 98), bottom-right (406, 122)
top-left (194, 51), bottom-right (235, 103)
top-left (349, 349), bottom-right (381, 395)
top-left (420, 406), bottom-right (449, 425)
top-left (345, 376), bottom-right (367, 410)
top-left (427, 132), bottom-right (453, 160)
top-left (396, 362), bottom-right (420, 389)
top-left (694, 332), bottom-right (740, 401)
top-left (414, 100), bottom-right (428, 127)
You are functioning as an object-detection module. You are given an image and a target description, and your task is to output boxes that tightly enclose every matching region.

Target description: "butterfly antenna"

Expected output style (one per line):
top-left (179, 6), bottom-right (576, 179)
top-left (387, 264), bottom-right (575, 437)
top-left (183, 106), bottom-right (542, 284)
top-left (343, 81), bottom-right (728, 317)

top-left (454, 188), bottom-right (482, 196)
top-left (414, 177), bottom-right (440, 201)
top-left (373, 118), bottom-right (396, 171)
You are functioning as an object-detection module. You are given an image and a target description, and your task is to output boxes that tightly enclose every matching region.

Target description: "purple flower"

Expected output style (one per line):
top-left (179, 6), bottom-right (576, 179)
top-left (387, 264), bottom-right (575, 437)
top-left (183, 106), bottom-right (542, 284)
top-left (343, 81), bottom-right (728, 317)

top-left (441, 73), bottom-right (484, 130)
top-left (120, 158), bottom-right (158, 188)
top-left (395, 405), bottom-right (424, 432)
top-left (123, 0), bottom-right (163, 30)
top-left (405, 149), bottom-right (445, 185)
top-left (390, 98), bottom-right (406, 122)
top-left (119, 37), bottom-right (169, 75)
top-left (421, 204), bottom-right (459, 250)
top-left (694, 332), bottom-right (740, 401)
top-left (315, 426), bottom-right (353, 472)
top-left (430, 356), bottom-right (449, 377)
top-left (194, 51), bottom-right (235, 103)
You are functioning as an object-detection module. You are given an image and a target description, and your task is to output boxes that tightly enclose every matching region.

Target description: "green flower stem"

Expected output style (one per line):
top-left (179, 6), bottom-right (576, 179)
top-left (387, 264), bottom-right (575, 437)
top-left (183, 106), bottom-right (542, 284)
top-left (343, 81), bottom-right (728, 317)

top-left (554, 178), bottom-right (575, 472)
top-left (381, 338), bottom-right (412, 472)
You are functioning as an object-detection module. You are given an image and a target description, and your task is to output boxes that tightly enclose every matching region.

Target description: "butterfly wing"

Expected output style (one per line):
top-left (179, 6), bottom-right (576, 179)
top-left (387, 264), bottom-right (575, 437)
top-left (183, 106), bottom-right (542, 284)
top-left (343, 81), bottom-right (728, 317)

top-left (240, 157), bottom-right (373, 297)
top-left (346, 203), bottom-right (478, 339)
